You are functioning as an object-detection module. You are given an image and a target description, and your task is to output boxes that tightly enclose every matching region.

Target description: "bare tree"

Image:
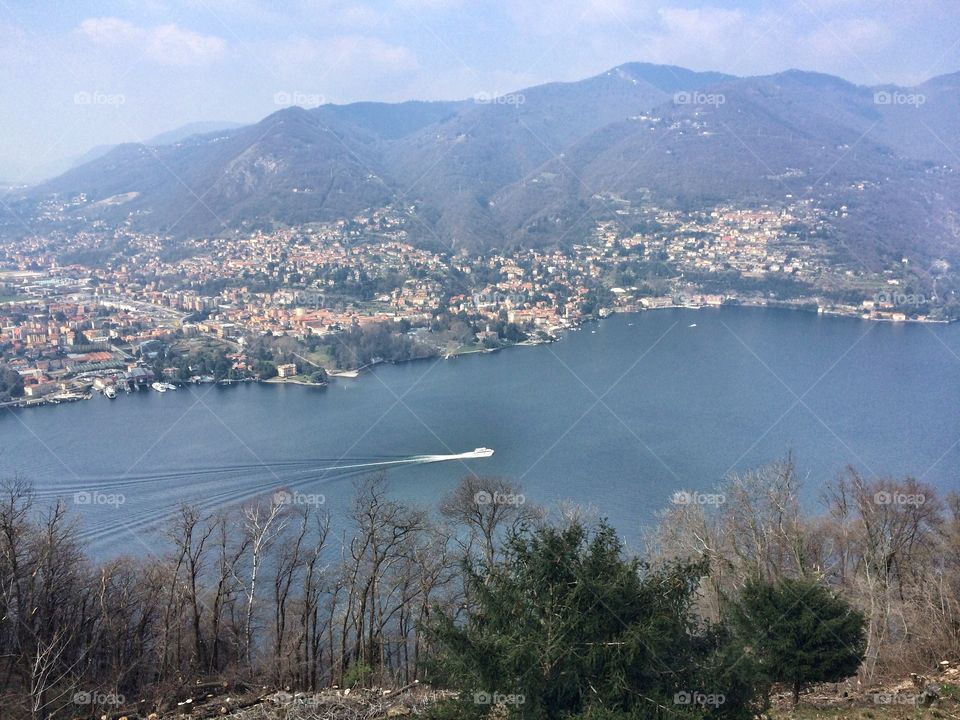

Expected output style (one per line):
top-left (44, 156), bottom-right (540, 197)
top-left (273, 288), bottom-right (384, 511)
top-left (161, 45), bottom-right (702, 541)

top-left (720, 456), bottom-right (808, 583)
top-left (439, 475), bottom-right (542, 570)
top-left (209, 511), bottom-right (248, 673)
top-left (824, 470), bottom-right (946, 679)
top-left (238, 495), bottom-right (289, 667)
top-left (165, 505), bottom-right (215, 670)
top-left (28, 629), bottom-right (75, 720)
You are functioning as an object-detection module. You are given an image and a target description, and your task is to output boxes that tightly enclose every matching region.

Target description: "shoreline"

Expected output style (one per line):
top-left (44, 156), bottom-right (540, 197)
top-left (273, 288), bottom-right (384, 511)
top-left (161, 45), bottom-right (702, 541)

top-left (5, 302), bottom-right (954, 410)
top-left (330, 299), bottom-right (954, 378)
top-left (263, 376), bottom-right (328, 387)
top-left (634, 298), bottom-right (953, 324)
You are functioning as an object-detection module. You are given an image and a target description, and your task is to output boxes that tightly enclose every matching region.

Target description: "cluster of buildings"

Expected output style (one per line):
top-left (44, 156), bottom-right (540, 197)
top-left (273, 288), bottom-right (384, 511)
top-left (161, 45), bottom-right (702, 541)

top-left (590, 205), bottom-right (828, 279)
top-left (0, 199), bottom-right (941, 406)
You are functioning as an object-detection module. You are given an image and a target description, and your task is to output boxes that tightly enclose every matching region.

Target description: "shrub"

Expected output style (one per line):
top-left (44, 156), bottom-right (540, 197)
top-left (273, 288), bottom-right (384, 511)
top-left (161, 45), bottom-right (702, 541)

top-left (728, 576), bottom-right (866, 704)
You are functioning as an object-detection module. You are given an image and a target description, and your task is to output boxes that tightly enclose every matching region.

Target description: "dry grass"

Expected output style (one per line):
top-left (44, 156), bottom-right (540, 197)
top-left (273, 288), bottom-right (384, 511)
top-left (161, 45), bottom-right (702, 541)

top-left (767, 678), bottom-right (960, 720)
top-left (77, 678), bottom-right (960, 719)
top-left (770, 707), bottom-right (957, 720)
top-left (125, 682), bottom-right (451, 719)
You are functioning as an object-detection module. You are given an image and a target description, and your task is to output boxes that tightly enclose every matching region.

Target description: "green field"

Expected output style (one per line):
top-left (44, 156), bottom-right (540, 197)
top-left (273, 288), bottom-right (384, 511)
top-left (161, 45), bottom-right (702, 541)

top-left (299, 347), bottom-right (335, 369)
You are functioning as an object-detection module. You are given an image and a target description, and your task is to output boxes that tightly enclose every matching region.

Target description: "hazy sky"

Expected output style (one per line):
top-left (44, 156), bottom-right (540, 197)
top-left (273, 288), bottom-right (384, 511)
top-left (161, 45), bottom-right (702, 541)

top-left (2, 0), bottom-right (959, 182)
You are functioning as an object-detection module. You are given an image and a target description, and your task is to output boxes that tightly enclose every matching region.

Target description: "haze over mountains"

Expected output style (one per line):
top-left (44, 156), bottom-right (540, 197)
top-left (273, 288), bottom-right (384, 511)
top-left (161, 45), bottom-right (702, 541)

top-left (66, 121), bottom-right (246, 173)
top-left (11, 62), bottom-right (960, 266)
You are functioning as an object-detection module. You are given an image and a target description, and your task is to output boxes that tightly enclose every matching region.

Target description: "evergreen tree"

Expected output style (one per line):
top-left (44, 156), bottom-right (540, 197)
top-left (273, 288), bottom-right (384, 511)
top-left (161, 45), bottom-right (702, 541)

top-left (729, 577), bottom-right (866, 705)
top-left (427, 521), bottom-right (762, 719)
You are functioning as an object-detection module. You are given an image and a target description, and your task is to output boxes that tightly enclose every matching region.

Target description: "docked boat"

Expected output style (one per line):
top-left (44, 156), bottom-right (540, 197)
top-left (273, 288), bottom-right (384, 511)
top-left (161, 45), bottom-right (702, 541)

top-left (104, 386), bottom-right (117, 399)
top-left (151, 382), bottom-right (167, 393)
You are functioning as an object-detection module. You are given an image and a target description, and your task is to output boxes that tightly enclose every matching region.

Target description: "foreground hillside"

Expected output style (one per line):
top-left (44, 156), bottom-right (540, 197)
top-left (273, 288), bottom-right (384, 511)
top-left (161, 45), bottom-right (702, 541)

top-left (3, 461), bottom-right (958, 718)
top-left (71, 674), bottom-right (959, 719)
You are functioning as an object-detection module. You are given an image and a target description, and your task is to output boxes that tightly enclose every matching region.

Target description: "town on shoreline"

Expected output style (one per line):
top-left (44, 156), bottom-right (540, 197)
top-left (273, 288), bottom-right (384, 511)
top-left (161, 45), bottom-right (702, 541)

top-left (1, 200), bottom-right (956, 410)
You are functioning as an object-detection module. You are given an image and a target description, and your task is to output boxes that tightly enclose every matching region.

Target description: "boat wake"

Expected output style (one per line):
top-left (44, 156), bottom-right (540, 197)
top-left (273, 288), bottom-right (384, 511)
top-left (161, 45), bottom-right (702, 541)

top-left (46, 449), bottom-right (493, 551)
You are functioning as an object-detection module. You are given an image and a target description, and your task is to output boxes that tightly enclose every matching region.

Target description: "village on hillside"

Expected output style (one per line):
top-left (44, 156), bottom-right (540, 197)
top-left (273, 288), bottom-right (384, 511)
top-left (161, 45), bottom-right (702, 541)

top-left (0, 200), bottom-right (951, 407)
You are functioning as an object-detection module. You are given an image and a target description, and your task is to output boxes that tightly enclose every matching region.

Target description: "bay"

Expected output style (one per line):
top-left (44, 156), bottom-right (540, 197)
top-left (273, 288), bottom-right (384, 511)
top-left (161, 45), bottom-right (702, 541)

top-left (1, 307), bottom-right (957, 557)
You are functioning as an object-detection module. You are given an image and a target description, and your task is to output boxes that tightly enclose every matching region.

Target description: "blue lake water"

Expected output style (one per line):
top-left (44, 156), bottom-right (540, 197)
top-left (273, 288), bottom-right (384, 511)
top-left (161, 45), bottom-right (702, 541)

top-left (1, 307), bottom-right (957, 557)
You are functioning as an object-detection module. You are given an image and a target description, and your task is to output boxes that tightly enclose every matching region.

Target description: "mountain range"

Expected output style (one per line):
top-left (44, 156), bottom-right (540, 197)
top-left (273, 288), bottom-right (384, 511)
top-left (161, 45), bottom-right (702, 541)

top-left (9, 62), bottom-right (960, 267)
top-left (65, 121), bottom-right (246, 172)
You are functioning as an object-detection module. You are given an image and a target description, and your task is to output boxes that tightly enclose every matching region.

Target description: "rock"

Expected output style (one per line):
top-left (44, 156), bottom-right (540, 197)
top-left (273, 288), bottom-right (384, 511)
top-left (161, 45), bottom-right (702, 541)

top-left (920, 684), bottom-right (941, 708)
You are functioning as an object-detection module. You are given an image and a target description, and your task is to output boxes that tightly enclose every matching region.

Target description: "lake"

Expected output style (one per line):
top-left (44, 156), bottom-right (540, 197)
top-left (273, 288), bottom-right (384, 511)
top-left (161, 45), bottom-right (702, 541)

top-left (1, 307), bottom-right (958, 557)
